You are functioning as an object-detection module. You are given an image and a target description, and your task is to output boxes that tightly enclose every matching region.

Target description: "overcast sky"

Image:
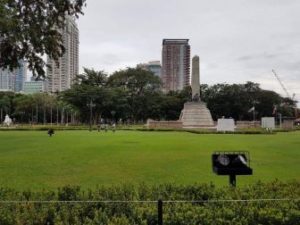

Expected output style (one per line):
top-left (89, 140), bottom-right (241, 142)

top-left (77, 0), bottom-right (300, 105)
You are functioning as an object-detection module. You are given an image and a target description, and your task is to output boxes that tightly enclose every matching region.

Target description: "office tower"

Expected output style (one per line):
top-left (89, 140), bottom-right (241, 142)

top-left (46, 16), bottom-right (79, 92)
top-left (147, 61), bottom-right (162, 77)
top-left (161, 39), bottom-right (190, 92)
top-left (14, 60), bottom-right (26, 92)
top-left (24, 77), bottom-right (45, 94)
top-left (0, 69), bottom-right (15, 91)
top-left (137, 61), bottom-right (162, 77)
top-left (0, 60), bottom-right (26, 92)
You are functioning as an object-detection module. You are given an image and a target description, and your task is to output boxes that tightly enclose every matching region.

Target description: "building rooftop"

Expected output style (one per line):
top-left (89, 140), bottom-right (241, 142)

top-left (163, 39), bottom-right (189, 45)
top-left (148, 61), bottom-right (161, 66)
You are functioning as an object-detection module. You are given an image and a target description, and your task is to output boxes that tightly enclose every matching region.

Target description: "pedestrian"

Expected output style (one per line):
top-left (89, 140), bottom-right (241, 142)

top-left (48, 128), bottom-right (54, 137)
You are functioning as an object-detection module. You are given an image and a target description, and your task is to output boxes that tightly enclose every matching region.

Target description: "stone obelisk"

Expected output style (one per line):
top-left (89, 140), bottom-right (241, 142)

top-left (191, 56), bottom-right (200, 100)
top-left (180, 55), bottom-right (214, 128)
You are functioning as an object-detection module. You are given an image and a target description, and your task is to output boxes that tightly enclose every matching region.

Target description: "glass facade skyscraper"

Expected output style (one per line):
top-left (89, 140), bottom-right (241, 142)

top-left (14, 60), bottom-right (26, 92)
top-left (0, 69), bottom-right (14, 91)
top-left (137, 61), bottom-right (162, 77)
top-left (0, 60), bottom-right (26, 92)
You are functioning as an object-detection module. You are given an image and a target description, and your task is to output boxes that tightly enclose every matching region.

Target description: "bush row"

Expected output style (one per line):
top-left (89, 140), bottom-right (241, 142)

top-left (1, 126), bottom-right (299, 135)
top-left (0, 181), bottom-right (299, 224)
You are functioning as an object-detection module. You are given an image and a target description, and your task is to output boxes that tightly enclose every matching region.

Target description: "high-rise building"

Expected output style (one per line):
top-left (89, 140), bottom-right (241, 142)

top-left (161, 39), bottom-right (190, 92)
top-left (24, 77), bottom-right (45, 94)
top-left (14, 60), bottom-right (26, 92)
top-left (46, 16), bottom-right (79, 93)
top-left (147, 61), bottom-right (162, 77)
top-left (0, 69), bottom-right (15, 92)
top-left (0, 60), bottom-right (26, 92)
top-left (137, 61), bottom-right (162, 77)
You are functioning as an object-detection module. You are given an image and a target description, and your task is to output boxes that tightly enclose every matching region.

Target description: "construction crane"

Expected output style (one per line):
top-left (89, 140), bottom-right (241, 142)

top-left (272, 70), bottom-right (294, 99)
top-left (272, 69), bottom-right (298, 118)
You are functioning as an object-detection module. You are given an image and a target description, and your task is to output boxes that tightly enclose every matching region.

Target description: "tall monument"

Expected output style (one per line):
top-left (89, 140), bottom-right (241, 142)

top-left (191, 56), bottom-right (200, 100)
top-left (180, 55), bottom-right (214, 128)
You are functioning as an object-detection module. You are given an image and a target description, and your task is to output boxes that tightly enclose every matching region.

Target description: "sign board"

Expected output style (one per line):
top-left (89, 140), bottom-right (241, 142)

top-left (261, 117), bottom-right (275, 130)
top-left (217, 119), bottom-right (235, 132)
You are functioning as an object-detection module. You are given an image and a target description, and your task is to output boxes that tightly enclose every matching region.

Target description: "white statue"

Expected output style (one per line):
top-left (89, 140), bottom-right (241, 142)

top-left (3, 114), bottom-right (12, 127)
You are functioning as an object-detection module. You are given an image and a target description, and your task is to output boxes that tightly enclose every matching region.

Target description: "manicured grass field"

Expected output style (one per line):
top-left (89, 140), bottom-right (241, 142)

top-left (0, 130), bottom-right (299, 190)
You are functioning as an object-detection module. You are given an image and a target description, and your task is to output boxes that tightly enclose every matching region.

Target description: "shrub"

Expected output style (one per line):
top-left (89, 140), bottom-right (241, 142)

top-left (0, 181), bottom-right (299, 224)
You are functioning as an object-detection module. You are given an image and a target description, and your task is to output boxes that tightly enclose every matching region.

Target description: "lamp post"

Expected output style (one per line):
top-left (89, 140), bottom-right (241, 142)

top-left (252, 100), bottom-right (259, 127)
top-left (278, 113), bottom-right (282, 128)
top-left (111, 110), bottom-right (116, 122)
top-left (87, 99), bottom-right (96, 131)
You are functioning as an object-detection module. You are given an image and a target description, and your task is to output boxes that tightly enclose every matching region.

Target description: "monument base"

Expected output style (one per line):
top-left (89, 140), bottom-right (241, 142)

top-left (180, 101), bottom-right (214, 128)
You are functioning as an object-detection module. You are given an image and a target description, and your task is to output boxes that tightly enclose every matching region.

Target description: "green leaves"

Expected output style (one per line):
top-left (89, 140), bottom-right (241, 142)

top-left (62, 67), bottom-right (164, 122)
top-left (203, 82), bottom-right (295, 120)
top-left (0, 0), bottom-right (86, 77)
top-left (0, 181), bottom-right (299, 224)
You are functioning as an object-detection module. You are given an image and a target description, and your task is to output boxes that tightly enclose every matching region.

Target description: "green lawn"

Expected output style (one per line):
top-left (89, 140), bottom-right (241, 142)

top-left (0, 130), bottom-right (299, 190)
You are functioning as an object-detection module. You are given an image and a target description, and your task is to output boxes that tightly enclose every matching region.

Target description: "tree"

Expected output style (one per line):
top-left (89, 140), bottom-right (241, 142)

top-left (75, 68), bottom-right (108, 87)
top-left (255, 90), bottom-right (281, 118)
top-left (13, 94), bottom-right (34, 123)
top-left (46, 94), bottom-right (57, 125)
top-left (31, 93), bottom-right (46, 123)
top-left (202, 82), bottom-right (292, 121)
top-left (0, 0), bottom-right (86, 77)
top-left (108, 67), bottom-right (161, 95)
top-left (104, 87), bottom-right (130, 122)
top-left (161, 87), bottom-right (192, 120)
top-left (62, 68), bottom-right (113, 124)
top-left (108, 67), bottom-right (162, 122)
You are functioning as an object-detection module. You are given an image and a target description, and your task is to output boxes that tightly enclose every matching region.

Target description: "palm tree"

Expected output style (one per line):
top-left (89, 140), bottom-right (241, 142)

top-left (14, 95), bottom-right (34, 123)
top-left (47, 95), bottom-right (57, 126)
top-left (31, 93), bottom-right (46, 124)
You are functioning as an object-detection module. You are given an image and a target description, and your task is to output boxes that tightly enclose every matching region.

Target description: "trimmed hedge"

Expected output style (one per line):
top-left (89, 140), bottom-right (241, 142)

top-left (1, 125), bottom-right (299, 135)
top-left (0, 181), bottom-right (299, 224)
top-left (136, 128), bottom-right (275, 135)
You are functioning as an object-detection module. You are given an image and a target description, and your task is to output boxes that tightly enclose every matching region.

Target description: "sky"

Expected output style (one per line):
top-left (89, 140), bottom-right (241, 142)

top-left (77, 0), bottom-right (300, 105)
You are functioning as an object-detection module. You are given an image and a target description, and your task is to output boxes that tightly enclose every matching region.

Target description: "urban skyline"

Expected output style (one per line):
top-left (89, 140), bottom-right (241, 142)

top-left (1, 0), bottom-right (299, 105)
top-left (77, 0), bottom-right (300, 105)
top-left (0, 16), bottom-right (80, 94)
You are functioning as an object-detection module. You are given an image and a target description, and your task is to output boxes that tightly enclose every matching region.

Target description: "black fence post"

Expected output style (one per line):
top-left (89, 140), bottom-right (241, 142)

top-left (158, 199), bottom-right (163, 225)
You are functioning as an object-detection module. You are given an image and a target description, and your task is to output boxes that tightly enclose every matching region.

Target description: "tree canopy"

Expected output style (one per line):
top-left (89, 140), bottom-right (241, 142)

top-left (62, 67), bottom-right (163, 123)
top-left (0, 68), bottom-right (298, 125)
top-left (202, 81), bottom-right (297, 120)
top-left (0, 0), bottom-right (86, 77)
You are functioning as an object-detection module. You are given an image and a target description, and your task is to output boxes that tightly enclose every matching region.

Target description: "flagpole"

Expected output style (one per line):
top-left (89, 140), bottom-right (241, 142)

top-left (253, 106), bottom-right (255, 122)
